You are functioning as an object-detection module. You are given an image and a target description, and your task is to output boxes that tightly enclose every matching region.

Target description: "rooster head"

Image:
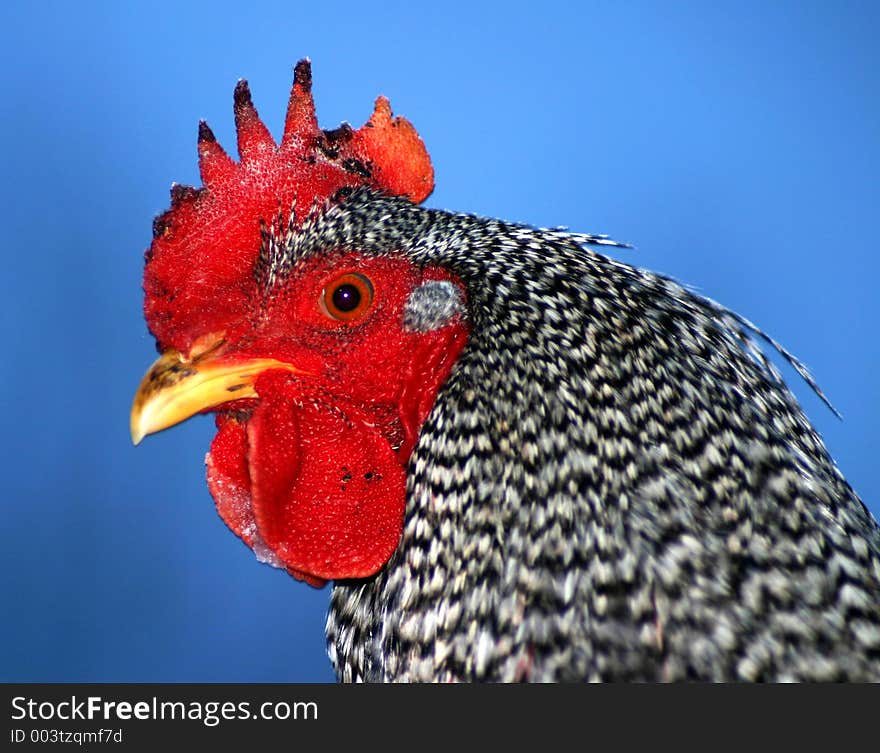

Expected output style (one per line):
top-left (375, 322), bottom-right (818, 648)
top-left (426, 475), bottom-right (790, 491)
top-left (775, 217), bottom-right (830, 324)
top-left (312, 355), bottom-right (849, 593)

top-left (131, 60), bottom-right (469, 586)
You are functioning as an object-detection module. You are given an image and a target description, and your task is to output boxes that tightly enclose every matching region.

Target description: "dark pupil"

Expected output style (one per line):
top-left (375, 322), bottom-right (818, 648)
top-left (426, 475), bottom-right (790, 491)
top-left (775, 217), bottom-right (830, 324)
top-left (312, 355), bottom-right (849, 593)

top-left (332, 283), bottom-right (361, 312)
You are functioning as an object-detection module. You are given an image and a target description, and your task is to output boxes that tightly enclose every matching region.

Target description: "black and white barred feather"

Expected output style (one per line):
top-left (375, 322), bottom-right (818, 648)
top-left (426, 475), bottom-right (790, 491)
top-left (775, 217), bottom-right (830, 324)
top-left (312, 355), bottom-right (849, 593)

top-left (285, 189), bottom-right (880, 681)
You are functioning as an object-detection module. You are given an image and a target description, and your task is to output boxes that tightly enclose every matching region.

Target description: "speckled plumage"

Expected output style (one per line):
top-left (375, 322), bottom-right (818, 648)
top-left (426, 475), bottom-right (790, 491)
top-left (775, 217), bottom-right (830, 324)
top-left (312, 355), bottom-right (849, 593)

top-left (285, 189), bottom-right (880, 681)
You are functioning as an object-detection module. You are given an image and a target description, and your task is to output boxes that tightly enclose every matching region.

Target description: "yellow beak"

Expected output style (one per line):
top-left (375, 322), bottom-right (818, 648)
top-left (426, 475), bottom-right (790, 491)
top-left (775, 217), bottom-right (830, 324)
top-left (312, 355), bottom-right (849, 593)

top-left (130, 344), bottom-right (302, 445)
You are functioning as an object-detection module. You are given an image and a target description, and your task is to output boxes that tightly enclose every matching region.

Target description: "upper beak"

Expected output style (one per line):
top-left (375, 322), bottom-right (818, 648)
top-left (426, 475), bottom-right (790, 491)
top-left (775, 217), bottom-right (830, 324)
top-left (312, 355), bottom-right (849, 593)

top-left (130, 341), bottom-right (303, 445)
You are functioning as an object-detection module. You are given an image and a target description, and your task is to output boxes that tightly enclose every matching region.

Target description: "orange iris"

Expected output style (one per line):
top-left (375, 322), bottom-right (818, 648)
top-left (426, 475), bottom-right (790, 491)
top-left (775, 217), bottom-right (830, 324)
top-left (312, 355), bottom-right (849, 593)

top-left (322, 273), bottom-right (375, 322)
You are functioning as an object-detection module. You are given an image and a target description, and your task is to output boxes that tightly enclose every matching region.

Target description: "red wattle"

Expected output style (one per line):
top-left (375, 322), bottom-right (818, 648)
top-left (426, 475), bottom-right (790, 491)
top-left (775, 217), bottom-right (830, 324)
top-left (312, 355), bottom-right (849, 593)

top-left (206, 414), bottom-right (287, 570)
top-left (246, 383), bottom-right (406, 581)
top-left (205, 377), bottom-right (408, 583)
top-left (206, 415), bottom-right (254, 544)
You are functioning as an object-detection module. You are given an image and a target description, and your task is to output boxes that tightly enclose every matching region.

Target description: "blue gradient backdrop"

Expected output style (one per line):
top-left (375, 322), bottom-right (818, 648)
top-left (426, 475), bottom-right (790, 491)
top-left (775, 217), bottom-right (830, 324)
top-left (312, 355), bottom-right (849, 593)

top-left (2, 2), bottom-right (877, 682)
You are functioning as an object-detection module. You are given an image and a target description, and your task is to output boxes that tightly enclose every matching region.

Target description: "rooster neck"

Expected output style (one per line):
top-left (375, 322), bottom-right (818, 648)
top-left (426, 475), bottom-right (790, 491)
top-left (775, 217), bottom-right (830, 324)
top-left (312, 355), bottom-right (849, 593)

top-left (323, 193), bottom-right (879, 683)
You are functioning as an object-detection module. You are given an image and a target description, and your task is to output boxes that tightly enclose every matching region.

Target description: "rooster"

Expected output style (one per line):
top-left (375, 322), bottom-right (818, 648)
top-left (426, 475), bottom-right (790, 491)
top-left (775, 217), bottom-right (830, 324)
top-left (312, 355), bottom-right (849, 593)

top-left (131, 61), bottom-right (880, 681)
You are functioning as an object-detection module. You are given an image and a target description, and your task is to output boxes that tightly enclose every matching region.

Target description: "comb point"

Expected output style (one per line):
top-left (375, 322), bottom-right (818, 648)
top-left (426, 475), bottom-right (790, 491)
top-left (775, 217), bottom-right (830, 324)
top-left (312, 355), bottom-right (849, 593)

top-left (234, 79), bottom-right (275, 159)
top-left (198, 120), bottom-right (216, 144)
top-left (197, 121), bottom-right (234, 187)
top-left (233, 79), bottom-right (253, 111)
top-left (293, 59), bottom-right (312, 93)
top-left (282, 59), bottom-right (319, 148)
top-left (169, 183), bottom-right (199, 208)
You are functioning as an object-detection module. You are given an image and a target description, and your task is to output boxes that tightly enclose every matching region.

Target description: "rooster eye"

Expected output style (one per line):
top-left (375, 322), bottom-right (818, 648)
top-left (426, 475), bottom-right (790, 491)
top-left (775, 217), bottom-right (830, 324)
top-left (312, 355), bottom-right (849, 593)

top-left (322, 273), bottom-right (374, 322)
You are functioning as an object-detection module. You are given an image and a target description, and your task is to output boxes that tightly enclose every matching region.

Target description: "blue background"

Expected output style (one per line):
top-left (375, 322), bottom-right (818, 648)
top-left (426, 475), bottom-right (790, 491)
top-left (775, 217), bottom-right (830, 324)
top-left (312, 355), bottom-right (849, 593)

top-left (2, 2), bottom-right (877, 682)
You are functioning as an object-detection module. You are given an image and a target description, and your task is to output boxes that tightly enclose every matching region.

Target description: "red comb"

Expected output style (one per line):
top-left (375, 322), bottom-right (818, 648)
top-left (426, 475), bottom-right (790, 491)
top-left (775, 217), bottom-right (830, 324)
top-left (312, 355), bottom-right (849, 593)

top-left (144, 59), bottom-right (434, 354)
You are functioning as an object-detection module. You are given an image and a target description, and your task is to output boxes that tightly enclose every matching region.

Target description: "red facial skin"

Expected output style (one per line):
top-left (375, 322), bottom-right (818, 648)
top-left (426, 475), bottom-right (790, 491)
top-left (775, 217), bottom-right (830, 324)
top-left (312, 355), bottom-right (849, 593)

top-left (203, 256), bottom-right (468, 586)
top-left (142, 62), bottom-right (459, 586)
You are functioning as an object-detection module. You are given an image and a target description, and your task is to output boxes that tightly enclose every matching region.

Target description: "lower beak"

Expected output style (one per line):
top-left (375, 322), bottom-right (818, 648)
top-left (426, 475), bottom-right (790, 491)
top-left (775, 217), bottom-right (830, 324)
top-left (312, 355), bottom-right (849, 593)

top-left (130, 346), bottom-right (302, 445)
